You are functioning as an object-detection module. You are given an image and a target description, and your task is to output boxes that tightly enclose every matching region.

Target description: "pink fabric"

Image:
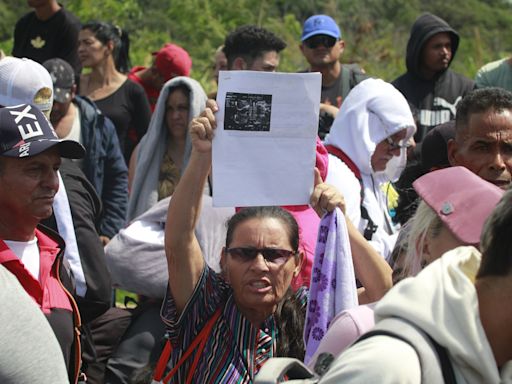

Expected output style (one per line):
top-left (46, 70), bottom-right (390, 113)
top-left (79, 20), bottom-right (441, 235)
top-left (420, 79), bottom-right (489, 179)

top-left (413, 166), bottom-right (503, 245)
top-left (286, 137), bottom-right (329, 289)
top-left (306, 303), bottom-right (376, 369)
top-left (285, 205), bottom-right (320, 289)
top-left (315, 137), bottom-right (329, 181)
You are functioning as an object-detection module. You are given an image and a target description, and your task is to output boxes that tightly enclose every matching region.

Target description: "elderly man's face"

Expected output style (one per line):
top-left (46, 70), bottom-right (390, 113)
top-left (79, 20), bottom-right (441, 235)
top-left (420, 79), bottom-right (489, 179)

top-left (0, 147), bottom-right (61, 224)
top-left (449, 109), bottom-right (512, 189)
top-left (371, 129), bottom-right (408, 172)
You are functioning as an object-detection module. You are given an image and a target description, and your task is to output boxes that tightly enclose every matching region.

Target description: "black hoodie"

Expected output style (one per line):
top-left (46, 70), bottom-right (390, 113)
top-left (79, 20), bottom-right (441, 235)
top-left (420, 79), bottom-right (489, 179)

top-left (392, 13), bottom-right (474, 141)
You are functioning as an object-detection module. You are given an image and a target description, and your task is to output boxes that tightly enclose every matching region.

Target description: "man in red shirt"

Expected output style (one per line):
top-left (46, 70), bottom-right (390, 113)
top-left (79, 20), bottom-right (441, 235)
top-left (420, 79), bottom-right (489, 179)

top-left (128, 43), bottom-right (192, 111)
top-left (0, 103), bottom-right (85, 382)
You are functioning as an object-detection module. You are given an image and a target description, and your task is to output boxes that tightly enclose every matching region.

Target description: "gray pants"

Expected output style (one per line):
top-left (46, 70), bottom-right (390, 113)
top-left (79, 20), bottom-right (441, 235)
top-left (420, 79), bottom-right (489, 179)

top-left (104, 301), bottom-right (166, 384)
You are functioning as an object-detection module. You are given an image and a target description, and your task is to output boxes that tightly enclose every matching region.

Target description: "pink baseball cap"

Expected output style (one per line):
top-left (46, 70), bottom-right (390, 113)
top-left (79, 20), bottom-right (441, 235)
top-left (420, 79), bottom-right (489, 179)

top-left (413, 166), bottom-right (503, 245)
top-left (152, 43), bottom-right (192, 80)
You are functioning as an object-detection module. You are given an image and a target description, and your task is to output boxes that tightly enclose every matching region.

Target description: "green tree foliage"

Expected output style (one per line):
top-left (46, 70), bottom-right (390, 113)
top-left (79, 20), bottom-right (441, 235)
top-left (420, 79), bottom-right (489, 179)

top-left (1, 0), bottom-right (512, 93)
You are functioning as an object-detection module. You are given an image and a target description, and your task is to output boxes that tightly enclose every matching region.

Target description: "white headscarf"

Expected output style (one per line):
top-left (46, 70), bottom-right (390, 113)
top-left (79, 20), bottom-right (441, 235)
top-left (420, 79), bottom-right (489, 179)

top-left (127, 76), bottom-right (207, 221)
top-left (325, 78), bottom-right (416, 182)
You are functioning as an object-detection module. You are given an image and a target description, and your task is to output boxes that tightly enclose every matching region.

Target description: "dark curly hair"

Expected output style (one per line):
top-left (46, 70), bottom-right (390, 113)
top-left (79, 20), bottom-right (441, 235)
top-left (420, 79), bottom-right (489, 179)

top-left (274, 288), bottom-right (306, 359)
top-left (223, 25), bottom-right (287, 69)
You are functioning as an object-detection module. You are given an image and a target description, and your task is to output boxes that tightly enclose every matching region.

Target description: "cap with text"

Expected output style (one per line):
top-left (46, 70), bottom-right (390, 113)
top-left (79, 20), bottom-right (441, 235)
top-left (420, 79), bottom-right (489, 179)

top-left (0, 104), bottom-right (84, 159)
top-left (301, 15), bottom-right (341, 41)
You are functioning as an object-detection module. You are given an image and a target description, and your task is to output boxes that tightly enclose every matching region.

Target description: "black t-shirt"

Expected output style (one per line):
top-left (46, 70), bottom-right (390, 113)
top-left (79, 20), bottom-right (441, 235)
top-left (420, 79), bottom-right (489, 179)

top-left (12, 7), bottom-right (82, 75)
top-left (94, 79), bottom-right (151, 162)
top-left (321, 73), bottom-right (344, 107)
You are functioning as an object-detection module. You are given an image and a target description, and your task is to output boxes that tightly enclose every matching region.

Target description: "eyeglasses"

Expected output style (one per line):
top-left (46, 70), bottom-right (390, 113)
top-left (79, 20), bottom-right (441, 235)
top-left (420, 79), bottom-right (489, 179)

top-left (385, 137), bottom-right (411, 151)
top-left (226, 247), bottom-right (296, 265)
top-left (304, 35), bottom-right (337, 49)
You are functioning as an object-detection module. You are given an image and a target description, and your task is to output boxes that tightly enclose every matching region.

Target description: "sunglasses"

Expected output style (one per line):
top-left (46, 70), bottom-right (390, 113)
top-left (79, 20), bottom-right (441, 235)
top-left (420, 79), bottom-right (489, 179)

top-left (385, 137), bottom-right (411, 151)
top-left (304, 35), bottom-right (337, 49)
top-left (226, 247), bottom-right (296, 265)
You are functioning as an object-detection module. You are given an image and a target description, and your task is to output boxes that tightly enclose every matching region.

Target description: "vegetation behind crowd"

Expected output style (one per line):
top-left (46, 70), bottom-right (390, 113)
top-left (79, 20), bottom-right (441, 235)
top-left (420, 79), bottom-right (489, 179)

top-left (1, 0), bottom-right (512, 94)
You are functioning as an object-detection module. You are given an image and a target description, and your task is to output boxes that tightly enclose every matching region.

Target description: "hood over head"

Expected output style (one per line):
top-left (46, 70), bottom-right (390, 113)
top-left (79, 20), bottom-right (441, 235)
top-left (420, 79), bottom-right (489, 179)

top-left (149, 76), bottom-right (207, 172)
top-left (374, 246), bottom-right (503, 383)
top-left (405, 12), bottom-right (459, 77)
top-left (325, 78), bottom-right (416, 181)
top-left (127, 76), bottom-right (207, 221)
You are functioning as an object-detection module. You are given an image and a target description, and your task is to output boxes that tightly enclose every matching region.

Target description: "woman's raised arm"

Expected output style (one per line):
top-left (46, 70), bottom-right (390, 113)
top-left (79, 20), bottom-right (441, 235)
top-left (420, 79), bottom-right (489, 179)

top-left (165, 100), bottom-right (218, 313)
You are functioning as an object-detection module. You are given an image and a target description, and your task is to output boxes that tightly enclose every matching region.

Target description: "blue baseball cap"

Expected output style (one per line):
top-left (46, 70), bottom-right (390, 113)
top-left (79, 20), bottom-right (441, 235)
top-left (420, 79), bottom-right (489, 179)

top-left (301, 15), bottom-right (341, 41)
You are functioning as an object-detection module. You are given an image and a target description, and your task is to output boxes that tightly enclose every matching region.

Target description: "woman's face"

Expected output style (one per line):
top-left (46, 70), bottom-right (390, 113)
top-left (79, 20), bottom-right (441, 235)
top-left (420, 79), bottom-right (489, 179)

top-left (423, 224), bottom-right (464, 266)
top-left (221, 217), bottom-right (302, 320)
top-left (165, 88), bottom-right (189, 139)
top-left (78, 29), bottom-right (110, 68)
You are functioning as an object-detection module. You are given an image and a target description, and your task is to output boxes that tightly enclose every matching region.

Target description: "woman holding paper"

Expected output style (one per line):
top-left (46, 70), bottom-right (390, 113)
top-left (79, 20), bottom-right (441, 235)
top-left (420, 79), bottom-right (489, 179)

top-left (155, 100), bottom-right (392, 383)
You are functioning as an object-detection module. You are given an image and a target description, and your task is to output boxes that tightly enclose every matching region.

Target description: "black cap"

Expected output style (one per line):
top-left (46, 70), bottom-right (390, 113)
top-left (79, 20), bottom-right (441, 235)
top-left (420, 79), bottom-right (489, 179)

top-left (420, 120), bottom-right (456, 172)
top-left (0, 104), bottom-right (84, 159)
top-left (42, 58), bottom-right (75, 103)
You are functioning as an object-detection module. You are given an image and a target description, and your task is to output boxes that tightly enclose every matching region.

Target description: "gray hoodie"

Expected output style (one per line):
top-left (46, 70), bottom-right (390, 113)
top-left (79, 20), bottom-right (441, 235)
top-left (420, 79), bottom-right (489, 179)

top-left (127, 76), bottom-right (207, 220)
top-left (320, 246), bottom-right (512, 383)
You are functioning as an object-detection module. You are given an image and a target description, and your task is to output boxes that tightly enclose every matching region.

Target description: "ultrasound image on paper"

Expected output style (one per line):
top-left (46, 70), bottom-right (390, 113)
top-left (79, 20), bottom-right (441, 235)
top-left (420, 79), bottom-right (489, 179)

top-left (224, 92), bottom-right (272, 131)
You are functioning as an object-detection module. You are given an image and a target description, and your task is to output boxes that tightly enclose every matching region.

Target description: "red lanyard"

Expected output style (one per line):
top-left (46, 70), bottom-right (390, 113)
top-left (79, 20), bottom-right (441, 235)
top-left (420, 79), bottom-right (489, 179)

top-left (152, 307), bottom-right (222, 384)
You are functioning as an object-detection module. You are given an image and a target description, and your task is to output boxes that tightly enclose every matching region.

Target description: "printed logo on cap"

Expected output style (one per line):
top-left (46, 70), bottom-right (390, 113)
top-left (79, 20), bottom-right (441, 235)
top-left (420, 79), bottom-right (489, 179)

top-left (8, 104), bottom-right (47, 157)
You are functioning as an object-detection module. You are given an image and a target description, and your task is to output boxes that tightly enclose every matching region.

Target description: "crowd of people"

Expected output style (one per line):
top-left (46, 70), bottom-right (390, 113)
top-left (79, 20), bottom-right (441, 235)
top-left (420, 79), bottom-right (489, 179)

top-left (0, 1), bottom-right (511, 383)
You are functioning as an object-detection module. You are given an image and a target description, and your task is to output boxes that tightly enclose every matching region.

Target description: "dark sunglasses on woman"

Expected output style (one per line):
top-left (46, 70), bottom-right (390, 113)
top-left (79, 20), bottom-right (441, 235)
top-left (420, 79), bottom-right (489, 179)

top-left (226, 247), bottom-right (296, 265)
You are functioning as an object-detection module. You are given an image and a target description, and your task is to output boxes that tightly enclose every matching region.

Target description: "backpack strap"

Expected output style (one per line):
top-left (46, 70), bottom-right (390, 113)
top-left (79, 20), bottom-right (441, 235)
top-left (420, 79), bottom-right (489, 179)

top-left (152, 306), bottom-right (223, 384)
top-left (355, 317), bottom-right (457, 384)
top-left (340, 65), bottom-right (352, 103)
top-left (325, 145), bottom-right (378, 240)
top-left (253, 358), bottom-right (318, 384)
top-left (339, 64), bottom-right (369, 102)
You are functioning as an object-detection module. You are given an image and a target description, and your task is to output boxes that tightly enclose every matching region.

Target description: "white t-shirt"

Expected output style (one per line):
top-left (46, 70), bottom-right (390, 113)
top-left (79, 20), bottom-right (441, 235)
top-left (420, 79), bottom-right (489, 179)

top-left (4, 238), bottom-right (40, 280)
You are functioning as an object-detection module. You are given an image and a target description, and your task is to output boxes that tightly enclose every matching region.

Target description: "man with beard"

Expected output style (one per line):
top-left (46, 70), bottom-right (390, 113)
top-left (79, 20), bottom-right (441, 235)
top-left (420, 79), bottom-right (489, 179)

top-left (299, 14), bottom-right (368, 138)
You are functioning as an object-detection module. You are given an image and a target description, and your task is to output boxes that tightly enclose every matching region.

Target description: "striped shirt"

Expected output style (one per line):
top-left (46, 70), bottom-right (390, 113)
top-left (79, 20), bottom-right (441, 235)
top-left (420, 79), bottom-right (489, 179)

top-left (161, 265), bottom-right (299, 383)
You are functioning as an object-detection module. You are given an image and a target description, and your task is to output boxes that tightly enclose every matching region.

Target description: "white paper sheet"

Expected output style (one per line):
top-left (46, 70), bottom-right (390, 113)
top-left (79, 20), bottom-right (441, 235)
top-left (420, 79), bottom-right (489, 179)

top-left (213, 70), bottom-right (321, 207)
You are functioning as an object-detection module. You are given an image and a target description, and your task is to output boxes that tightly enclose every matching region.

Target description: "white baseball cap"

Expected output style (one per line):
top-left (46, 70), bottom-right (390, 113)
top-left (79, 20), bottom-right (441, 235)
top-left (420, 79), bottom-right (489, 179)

top-left (0, 56), bottom-right (54, 116)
